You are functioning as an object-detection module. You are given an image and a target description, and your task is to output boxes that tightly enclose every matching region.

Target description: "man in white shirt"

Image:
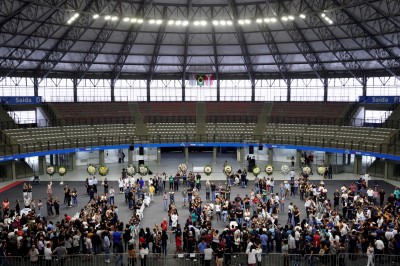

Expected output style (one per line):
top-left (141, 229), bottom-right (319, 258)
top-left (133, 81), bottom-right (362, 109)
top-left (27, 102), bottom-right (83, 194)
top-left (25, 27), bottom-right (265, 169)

top-left (289, 170), bottom-right (296, 181)
top-left (375, 237), bottom-right (384, 263)
top-left (363, 172), bottom-right (370, 187)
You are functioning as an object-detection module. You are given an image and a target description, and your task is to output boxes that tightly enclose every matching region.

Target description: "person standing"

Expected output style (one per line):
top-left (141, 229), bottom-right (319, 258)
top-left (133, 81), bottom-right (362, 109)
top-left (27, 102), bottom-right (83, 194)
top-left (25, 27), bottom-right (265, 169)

top-left (52, 243), bottom-right (68, 266)
top-left (328, 164), bottom-right (333, 179)
top-left (139, 244), bottom-right (148, 266)
top-left (163, 192), bottom-right (168, 211)
top-left (44, 243), bottom-right (52, 266)
top-left (109, 187), bottom-right (115, 205)
top-left (53, 198), bottom-right (60, 215)
top-left (28, 245), bottom-right (39, 266)
top-left (204, 244), bottom-right (213, 266)
top-left (367, 242), bottom-right (374, 266)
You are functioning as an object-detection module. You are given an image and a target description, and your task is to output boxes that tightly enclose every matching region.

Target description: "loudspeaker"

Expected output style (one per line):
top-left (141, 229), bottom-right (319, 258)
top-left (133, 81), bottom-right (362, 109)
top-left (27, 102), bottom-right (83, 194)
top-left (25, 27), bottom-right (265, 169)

top-left (249, 145), bottom-right (254, 154)
top-left (129, 145), bottom-right (134, 151)
top-left (138, 160), bottom-right (144, 165)
top-left (139, 147), bottom-right (144, 155)
top-left (258, 145), bottom-right (263, 151)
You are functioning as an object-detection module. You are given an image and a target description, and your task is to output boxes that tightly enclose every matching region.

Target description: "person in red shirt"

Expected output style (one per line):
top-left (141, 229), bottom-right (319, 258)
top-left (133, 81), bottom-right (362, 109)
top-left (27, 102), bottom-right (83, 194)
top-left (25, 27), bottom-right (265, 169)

top-left (313, 231), bottom-right (320, 247)
top-left (175, 235), bottom-right (182, 254)
top-left (64, 214), bottom-right (71, 221)
top-left (161, 218), bottom-right (168, 232)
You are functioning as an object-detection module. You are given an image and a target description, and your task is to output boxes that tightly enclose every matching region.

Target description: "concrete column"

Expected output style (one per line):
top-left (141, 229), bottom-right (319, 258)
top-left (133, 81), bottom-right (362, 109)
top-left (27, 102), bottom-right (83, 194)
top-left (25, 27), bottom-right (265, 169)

top-left (267, 148), bottom-right (273, 165)
top-left (184, 147), bottom-right (189, 163)
top-left (11, 160), bottom-right (16, 180)
top-left (384, 160), bottom-right (394, 179)
top-left (342, 154), bottom-right (346, 165)
top-left (128, 149), bottom-right (133, 165)
top-left (296, 150), bottom-right (302, 168)
top-left (237, 148), bottom-right (241, 163)
top-left (353, 155), bottom-right (362, 174)
top-left (213, 147), bottom-right (217, 163)
top-left (54, 154), bottom-right (59, 166)
top-left (156, 148), bottom-right (161, 165)
top-left (325, 152), bottom-right (332, 166)
top-left (99, 150), bottom-right (105, 165)
top-left (70, 153), bottom-right (76, 170)
top-left (39, 156), bottom-right (47, 175)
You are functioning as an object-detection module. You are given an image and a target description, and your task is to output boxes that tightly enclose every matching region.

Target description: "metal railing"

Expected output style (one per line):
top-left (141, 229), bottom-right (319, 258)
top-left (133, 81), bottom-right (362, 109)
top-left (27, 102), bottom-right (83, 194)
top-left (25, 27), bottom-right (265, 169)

top-left (2, 253), bottom-right (399, 266)
top-left (0, 133), bottom-right (399, 157)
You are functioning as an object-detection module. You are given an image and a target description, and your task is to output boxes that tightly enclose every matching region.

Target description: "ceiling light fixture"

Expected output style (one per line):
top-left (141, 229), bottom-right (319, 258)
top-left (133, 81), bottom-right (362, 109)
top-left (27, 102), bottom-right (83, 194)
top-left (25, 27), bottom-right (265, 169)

top-left (238, 20), bottom-right (244, 25)
top-left (270, 18), bottom-right (277, 22)
top-left (256, 18), bottom-right (262, 23)
top-left (299, 14), bottom-right (306, 19)
top-left (93, 14), bottom-right (99, 19)
top-left (226, 20), bottom-right (233, 25)
top-left (123, 17), bottom-right (130, 22)
top-left (168, 20), bottom-right (174, 25)
top-left (149, 19), bottom-right (155, 24)
top-left (156, 19), bottom-right (162, 24)
top-left (105, 15), bottom-right (111, 20)
top-left (212, 20), bottom-right (219, 26)
top-left (73, 13), bottom-right (79, 18)
top-left (264, 18), bottom-right (270, 23)
top-left (137, 19), bottom-right (143, 23)
top-left (200, 20), bottom-right (207, 26)
top-left (131, 18), bottom-right (137, 23)
top-left (194, 21), bottom-right (200, 26)
top-left (175, 20), bottom-right (182, 25)
top-left (282, 16), bottom-right (288, 21)
top-left (321, 13), bottom-right (326, 18)
top-left (182, 20), bottom-right (189, 26)
top-left (288, 15), bottom-right (295, 20)
top-left (244, 19), bottom-right (251, 24)
top-left (220, 20), bottom-right (226, 26)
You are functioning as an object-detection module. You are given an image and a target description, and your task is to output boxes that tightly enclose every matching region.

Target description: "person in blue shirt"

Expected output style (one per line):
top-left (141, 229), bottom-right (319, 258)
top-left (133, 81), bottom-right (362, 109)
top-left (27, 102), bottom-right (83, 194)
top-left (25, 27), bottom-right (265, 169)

top-left (113, 230), bottom-right (122, 253)
top-left (198, 238), bottom-right (207, 265)
top-left (260, 229), bottom-right (268, 255)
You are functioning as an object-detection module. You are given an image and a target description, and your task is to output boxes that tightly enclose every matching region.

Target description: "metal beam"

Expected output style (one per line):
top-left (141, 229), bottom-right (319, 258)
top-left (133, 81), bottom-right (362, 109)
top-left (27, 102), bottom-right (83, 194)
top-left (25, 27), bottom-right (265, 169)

top-left (181, 0), bottom-right (192, 101)
top-left (147, 7), bottom-right (167, 83)
top-left (255, 4), bottom-right (290, 84)
top-left (0, 1), bottom-right (68, 81)
top-left (301, 0), bottom-right (365, 85)
top-left (109, 0), bottom-right (154, 82)
top-left (331, 0), bottom-right (400, 79)
top-left (210, 7), bottom-right (220, 99)
top-left (264, 0), bottom-right (326, 83)
top-left (0, 1), bottom-right (31, 29)
top-left (34, 0), bottom-right (106, 83)
top-left (226, 0), bottom-right (255, 87)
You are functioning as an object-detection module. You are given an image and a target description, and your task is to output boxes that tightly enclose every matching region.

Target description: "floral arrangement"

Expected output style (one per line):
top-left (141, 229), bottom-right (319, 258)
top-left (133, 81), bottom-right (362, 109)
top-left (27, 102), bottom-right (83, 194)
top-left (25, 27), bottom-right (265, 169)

top-left (126, 165), bottom-right (136, 176)
top-left (265, 165), bottom-right (274, 175)
top-left (87, 164), bottom-right (97, 176)
top-left (178, 163), bottom-right (187, 174)
top-left (204, 165), bottom-right (212, 176)
top-left (224, 165), bottom-right (232, 175)
top-left (317, 166), bottom-right (326, 176)
top-left (303, 166), bottom-right (311, 175)
top-left (58, 166), bottom-right (67, 176)
top-left (99, 166), bottom-right (109, 176)
top-left (252, 166), bottom-right (261, 176)
top-left (139, 164), bottom-right (149, 176)
top-left (47, 166), bottom-right (55, 176)
top-left (281, 165), bottom-right (290, 176)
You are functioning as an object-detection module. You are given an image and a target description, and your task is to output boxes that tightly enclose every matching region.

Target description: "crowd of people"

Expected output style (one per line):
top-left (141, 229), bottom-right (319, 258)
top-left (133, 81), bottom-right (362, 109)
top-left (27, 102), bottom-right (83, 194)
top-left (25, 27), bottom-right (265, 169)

top-left (1, 163), bottom-right (400, 266)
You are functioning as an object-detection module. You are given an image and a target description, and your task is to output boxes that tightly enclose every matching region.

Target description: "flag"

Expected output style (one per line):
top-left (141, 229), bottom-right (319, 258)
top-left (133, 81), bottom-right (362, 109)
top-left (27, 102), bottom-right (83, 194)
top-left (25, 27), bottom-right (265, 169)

top-left (205, 74), bottom-right (213, 87)
top-left (196, 74), bottom-right (205, 86)
top-left (189, 74), bottom-right (196, 86)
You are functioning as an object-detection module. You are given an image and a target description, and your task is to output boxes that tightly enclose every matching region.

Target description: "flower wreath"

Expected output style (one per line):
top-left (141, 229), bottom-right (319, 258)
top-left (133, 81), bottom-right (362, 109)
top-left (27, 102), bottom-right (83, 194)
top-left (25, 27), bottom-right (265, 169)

top-left (58, 166), bottom-right (67, 176)
top-left (252, 166), bottom-right (261, 176)
top-left (99, 166), bottom-right (109, 176)
top-left (126, 165), bottom-right (136, 176)
top-left (139, 164), bottom-right (149, 176)
top-left (47, 166), bottom-right (55, 176)
top-left (204, 165), bottom-right (212, 176)
top-left (224, 165), bottom-right (232, 175)
top-left (87, 164), bottom-right (97, 176)
top-left (265, 165), bottom-right (274, 176)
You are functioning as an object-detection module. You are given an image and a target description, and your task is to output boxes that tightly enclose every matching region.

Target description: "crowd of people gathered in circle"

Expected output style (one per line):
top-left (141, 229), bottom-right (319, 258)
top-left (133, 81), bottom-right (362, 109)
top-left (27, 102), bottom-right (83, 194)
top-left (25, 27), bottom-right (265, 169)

top-left (0, 159), bottom-right (400, 266)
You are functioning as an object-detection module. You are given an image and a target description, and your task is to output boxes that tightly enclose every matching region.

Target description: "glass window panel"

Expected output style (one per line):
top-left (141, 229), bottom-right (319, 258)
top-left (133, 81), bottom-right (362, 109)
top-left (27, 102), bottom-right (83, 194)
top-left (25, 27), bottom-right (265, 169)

top-left (220, 80), bottom-right (252, 101)
top-left (38, 78), bottom-right (74, 102)
top-left (290, 79), bottom-right (324, 101)
top-left (327, 78), bottom-right (363, 102)
top-left (366, 76), bottom-right (400, 96)
top-left (150, 80), bottom-right (182, 101)
top-left (114, 79), bottom-right (147, 101)
top-left (185, 79), bottom-right (217, 101)
top-left (76, 79), bottom-right (111, 102)
top-left (255, 79), bottom-right (288, 101)
top-left (0, 77), bottom-right (35, 96)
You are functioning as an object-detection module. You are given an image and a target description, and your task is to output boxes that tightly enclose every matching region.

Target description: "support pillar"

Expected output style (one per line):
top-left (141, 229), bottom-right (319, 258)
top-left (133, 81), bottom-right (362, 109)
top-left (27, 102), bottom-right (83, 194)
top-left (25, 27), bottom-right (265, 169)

top-left (70, 153), bottom-right (76, 171)
top-left (384, 160), bottom-right (394, 179)
top-left (237, 148), bottom-right (242, 163)
top-left (353, 155), bottom-right (362, 174)
top-left (39, 156), bottom-right (47, 175)
top-left (128, 149), bottom-right (133, 165)
top-left (325, 152), bottom-right (332, 166)
top-left (99, 150), bottom-right (105, 165)
top-left (296, 150), bottom-right (302, 168)
top-left (157, 148), bottom-right (161, 165)
top-left (213, 147), bottom-right (217, 164)
top-left (11, 160), bottom-right (16, 180)
top-left (184, 147), bottom-right (189, 163)
top-left (267, 148), bottom-right (273, 165)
